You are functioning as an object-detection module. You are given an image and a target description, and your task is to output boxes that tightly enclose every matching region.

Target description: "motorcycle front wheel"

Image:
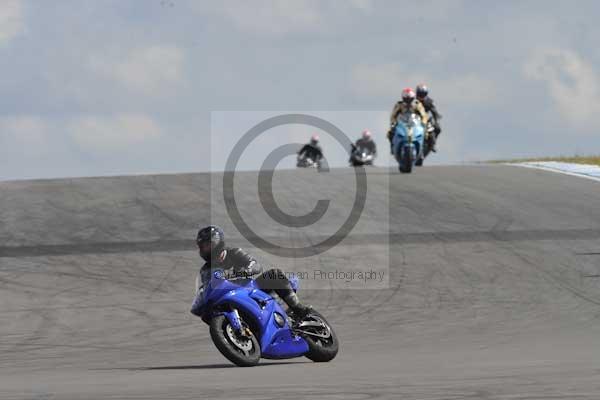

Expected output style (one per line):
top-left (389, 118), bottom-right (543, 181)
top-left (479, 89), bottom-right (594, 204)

top-left (400, 147), bottom-right (413, 173)
top-left (210, 314), bottom-right (261, 367)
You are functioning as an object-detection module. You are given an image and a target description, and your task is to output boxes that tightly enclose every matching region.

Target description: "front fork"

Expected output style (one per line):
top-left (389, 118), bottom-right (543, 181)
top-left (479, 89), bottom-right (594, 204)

top-left (222, 309), bottom-right (242, 331)
top-left (221, 308), bottom-right (253, 337)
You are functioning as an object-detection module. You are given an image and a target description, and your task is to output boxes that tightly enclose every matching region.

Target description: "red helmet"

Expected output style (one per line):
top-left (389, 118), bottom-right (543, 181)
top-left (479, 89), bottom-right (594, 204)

top-left (361, 130), bottom-right (372, 140)
top-left (402, 87), bottom-right (416, 102)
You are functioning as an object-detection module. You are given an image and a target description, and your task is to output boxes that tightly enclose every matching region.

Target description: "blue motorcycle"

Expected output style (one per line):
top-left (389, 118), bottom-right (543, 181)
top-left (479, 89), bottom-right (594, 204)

top-left (392, 112), bottom-right (427, 173)
top-left (191, 270), bottom-right (338, 367)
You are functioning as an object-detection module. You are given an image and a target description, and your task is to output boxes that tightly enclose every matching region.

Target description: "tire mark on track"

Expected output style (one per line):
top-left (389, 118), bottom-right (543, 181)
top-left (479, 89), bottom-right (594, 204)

top-left (502, 242), bottom-right (600, 308)
top-left (147, 254), bottom-right (184, 299)
top-left (0, 299), bottom-right (185, 313)
top-left (3, 228), bottom-right (600, 258)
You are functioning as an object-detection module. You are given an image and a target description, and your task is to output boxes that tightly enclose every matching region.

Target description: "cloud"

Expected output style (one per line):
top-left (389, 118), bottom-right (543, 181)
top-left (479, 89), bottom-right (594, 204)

top-left (0, 116), bottom-right (48, 155)
top-left (68, 114), bottom-right (162, 152)
top-left (0, 0), bottom-right (24, 44)
top-left (346, 0), bottom-right (373, 12)
top-left (351, 62), bottom-right (498, 105)
top-left (202, 0), bottom-right (372, 35)
top-left (89, 45), bottom-right (184, 94)
top-left (216, 1), bottom-right (322, 35)
top-left (524, 47), bottom-right (600, 130)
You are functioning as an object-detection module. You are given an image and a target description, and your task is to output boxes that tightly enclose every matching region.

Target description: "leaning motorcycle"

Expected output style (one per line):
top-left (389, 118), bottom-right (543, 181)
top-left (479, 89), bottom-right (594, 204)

top-left (349, 144), bottom-right (375, 167)
top-left (420, 117), bottom-right (437, 163)
top-left (191, 271), bottom-right (339, 367)
top-left (297, 154), bottom-right (321, 170)
top-left (392, 112), bottom-right (426, 173)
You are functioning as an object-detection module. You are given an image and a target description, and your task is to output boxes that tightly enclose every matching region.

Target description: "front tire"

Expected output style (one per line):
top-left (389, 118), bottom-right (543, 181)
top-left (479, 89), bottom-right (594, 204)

top-left (210, 314), bottom-right (261, 367)
top-left (297, 311), bottom-right (339, 362)
top-left (400, 147), bottom-right (413, 173)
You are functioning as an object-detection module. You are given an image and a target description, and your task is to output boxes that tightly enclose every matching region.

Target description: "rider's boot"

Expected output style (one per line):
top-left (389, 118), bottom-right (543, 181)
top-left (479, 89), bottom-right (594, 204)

top-left (387, 130), bottom-right (394, 155)
top-left (432, 126), bottom-right (441, 152)
top-left (283, 290), bottom-right (312, 318)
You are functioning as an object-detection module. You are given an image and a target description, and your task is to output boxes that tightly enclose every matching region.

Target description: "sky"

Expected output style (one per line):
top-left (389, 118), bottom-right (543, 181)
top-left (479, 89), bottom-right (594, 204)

top-left (1, 0), bottom-right (600, 180)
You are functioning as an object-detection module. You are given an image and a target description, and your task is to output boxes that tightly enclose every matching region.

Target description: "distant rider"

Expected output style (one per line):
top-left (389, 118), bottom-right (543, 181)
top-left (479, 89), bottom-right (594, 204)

top-left (416, 84), bottom-right (442, 152)
top-left (350, 129), bottom-right (377, 161)
top-left (298, 134), bottom-right (324, 166)
top-left (191, 225), bottom-right (312, 317)
top-left (387, 88), bottom-right (429, 154)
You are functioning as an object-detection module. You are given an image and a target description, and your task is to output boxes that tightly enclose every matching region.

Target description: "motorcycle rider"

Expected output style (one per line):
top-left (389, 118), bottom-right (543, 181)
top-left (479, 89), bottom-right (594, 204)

top-left (191, 225), bottom-right (312, 317)
top-left (350, 130), bottom-right (377, 163)
top-left (416, 84), bottom-right (442, 152)
top-left (298, 134), bottom-right (324, 167)
top-left (387, 88), bottom-right (429, 154)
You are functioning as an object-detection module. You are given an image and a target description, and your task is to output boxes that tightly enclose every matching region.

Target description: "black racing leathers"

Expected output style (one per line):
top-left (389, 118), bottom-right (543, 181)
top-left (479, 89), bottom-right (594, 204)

top-left (192, 247), bottom-right (307, 316)
top-left (198, 247), bottom-right (261, 285)
top-left (298, 143), bottom-right (323, 162)
top-left (420, 96), bottom-right (442, 136)
top-left (354, 138), bottom-right (377, 155)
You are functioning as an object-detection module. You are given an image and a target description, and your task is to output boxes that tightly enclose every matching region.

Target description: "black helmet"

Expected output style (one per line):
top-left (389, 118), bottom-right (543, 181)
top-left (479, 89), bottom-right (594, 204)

top-left (196, 225), bottom-right (225, 262)
top-left (416, 84), bottom-right (428, 99)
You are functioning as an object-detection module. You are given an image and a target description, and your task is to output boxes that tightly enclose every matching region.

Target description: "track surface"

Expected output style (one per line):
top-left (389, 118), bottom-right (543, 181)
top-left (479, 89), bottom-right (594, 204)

top-left (2, 165), bottom-right (600, 399)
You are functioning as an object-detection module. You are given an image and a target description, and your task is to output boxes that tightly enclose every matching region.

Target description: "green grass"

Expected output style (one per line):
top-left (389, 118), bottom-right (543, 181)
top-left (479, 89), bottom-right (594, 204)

top-left (489, 155), bottom-right (600, 166)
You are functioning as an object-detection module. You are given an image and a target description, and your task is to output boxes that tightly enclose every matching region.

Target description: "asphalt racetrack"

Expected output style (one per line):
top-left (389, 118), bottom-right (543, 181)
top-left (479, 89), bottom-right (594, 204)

top-left (2, 165), bottom-right (600, 399)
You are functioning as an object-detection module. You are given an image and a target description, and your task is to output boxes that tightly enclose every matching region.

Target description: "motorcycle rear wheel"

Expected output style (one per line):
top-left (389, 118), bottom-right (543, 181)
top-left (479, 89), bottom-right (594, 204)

top-left (297, 311), bottom-right (339, 362)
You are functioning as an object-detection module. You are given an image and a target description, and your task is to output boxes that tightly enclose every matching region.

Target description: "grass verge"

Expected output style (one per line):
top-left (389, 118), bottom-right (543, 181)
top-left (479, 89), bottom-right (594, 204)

top-left (488, 156), bottom-right (600, 167)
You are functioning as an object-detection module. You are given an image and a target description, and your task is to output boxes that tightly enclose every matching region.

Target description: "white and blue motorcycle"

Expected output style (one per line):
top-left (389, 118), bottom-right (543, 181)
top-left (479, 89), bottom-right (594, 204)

top-left (392, 112), bottom-right (428, 173)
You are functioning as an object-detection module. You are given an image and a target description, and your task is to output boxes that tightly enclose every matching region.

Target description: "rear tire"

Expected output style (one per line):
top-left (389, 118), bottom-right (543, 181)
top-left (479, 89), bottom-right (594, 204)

top-left (210, 315), bottom-right (261, 367)
top-left (298, 311), bottom-right (339, 362)
top-left (423, 146), bottom-right (431, 159)
top-left (423, 136), bottom-right (432, 159)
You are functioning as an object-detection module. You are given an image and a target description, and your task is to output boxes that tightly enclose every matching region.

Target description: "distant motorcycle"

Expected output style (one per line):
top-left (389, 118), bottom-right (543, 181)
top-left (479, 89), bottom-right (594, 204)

top-left (349, 144), bottom-right (375, 167)
top-left (420, 117), bottom-right (437, 162)
top-left (297, 154), bottom-right (321, 170)
top-left (392, 112), bottom-right (426, 173)
top-left (192, 271), bottom-right (339, 367)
